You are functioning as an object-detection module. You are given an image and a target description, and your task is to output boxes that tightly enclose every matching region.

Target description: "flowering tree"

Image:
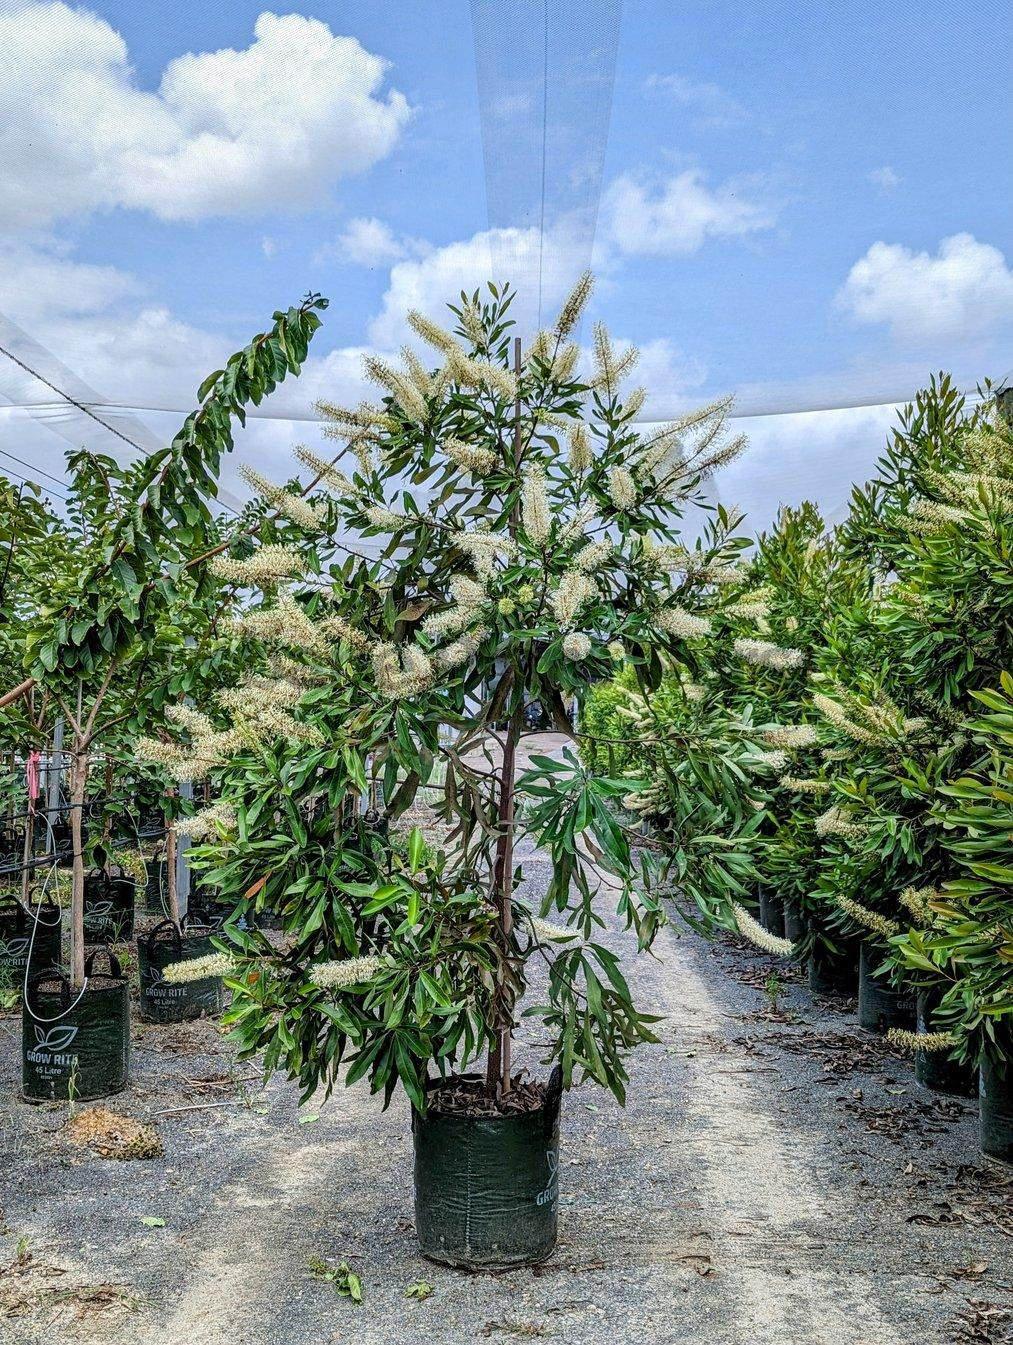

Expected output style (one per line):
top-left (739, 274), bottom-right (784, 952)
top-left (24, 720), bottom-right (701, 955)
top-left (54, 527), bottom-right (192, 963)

top-left (152, 275), bottom-right (751, 1106)
top-left (4, 297), bottom-right (327, 984)
top-left (804, 383), bottom-right (1012, 1008)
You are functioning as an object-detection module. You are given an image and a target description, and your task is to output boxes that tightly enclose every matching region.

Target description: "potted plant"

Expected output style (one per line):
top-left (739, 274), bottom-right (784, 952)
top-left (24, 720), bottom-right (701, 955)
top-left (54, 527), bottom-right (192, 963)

top-left (8, 295), bottom-right (327, 1101)
top-left (152, 275), bottom-right (751, 1266)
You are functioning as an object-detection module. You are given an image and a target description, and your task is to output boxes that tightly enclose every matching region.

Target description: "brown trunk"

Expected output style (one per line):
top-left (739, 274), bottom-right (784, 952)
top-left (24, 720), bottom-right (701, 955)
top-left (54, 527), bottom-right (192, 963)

top-left (102, 759), bottom-right (114, 843)
top-left (69, 747), bottom-right (88, 987)
top-left (486, 336), bottom-right (525, 1098)
top-left (485, 702), bottom-right (524, 1095)
top-left (20, 803), bottom-right (34, 906)
top-left (165, 815), bottom-right (181, 929)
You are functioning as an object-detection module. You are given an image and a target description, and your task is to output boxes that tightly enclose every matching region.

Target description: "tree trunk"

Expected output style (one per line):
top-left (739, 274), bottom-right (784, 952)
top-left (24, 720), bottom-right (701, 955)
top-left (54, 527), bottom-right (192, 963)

top-left (486, 700), bottom-right (523, 1096)
top-left (69, 746), bottom-right (89, 987)
top-left (165, 811), bottom-right (182, 929)
top-left (485, 334), bottom-right (526, 1099)
top-left (20, 802), bottom-right (34, 906)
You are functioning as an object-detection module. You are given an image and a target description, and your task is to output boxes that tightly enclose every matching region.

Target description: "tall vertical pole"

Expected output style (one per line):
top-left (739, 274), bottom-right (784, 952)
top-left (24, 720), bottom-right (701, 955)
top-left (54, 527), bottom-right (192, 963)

top-left (47, 717), bottom-right (64, 820)
top-left (175, 779), bottom-right (192, 920)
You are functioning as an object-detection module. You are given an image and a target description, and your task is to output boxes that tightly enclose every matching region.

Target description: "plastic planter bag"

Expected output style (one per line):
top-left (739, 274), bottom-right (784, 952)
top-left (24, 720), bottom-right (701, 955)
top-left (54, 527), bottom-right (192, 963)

top-left (413, 1068), bottom-right (563, 1269)
top-left (0, 897), bottom-right (61, 986)
top-left (857, 943), bottom-right (916, 1034)
top-left (980, 1054), bottom-right (1013, 1165)
top-left (783, 898), bottom-right (807, 945)
top-left (808, 934), bottom-right (859, 997)
top-left (137, 920), bottom-right (225, 1023)
top-left (914, 990), bottom-right (976, 1097)
top-left (22, 949), bottom-right (130, 1102)
top-left (758, 891), bottom-right (785, 937)
top-left (83, 867), bottom-right (136, 943)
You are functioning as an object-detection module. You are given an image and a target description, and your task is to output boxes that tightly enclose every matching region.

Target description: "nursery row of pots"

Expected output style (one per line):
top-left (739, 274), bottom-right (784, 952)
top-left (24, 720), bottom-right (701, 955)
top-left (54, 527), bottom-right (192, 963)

top-left (758, 892), bottom-right (1012, 1165)
top-left (2, 858), bottom-right (229, 1103)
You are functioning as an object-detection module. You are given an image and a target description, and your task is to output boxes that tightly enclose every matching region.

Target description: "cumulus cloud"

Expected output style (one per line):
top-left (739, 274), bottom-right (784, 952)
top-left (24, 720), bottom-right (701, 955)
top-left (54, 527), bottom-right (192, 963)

top-left (837, 233), bottom-right (1013, 344)
top-left (605, 170), bottom-right (776, 257)
top-left (0, 5), bottom-right (411, 226)
top-left (868, 166), bottom-right (900, 191)
top-left (323, 217), bottom-right (425, 268)
top-left (645, 73), bottom-right (746, 129)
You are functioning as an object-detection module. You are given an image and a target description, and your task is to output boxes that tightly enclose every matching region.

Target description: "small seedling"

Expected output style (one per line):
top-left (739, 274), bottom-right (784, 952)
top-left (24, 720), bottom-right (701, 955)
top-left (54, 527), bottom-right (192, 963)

top-left (308, 1255), bottom-right (362, 1303)
top-left (763, 972), bottom-right (783, 1014)
top-left (405, 1279), bottom-right (434, 1301)
top-left (140, 1216), bottom-right (166, 1228)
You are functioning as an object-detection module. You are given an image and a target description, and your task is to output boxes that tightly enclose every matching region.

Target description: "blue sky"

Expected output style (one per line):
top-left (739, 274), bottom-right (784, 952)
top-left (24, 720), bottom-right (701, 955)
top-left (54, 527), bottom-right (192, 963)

top-left (0, 0), bottom-right (1009, 525)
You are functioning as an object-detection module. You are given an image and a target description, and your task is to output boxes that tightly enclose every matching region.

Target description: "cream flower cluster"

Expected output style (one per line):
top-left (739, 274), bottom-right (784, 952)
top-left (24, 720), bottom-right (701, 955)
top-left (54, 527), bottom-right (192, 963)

top-left (163, 952), bottom-right (235, 984)
top-left (760, 724), bottom-right (819, 749)
top-left (522, 464), bottom-right (552, 544)
top-left (442, 437), bottom-right (498, 475)
top-left (733, 638), bottom-right (804, 670)
top-left (230, 589), bottom-right (326, 655)
top-left (898, 885), bottom-right (939, 923)
top-left (779, 775), bottom-right (831, 795)
top-left (606, 465), bottom-right (637, 511)
top-left (551, 571), bottom-right (597, 629)
top-left (572, 538), bottom-right (613, 572)
top-left (834, 894), bottom-right (899, 938)
top-left (209, 545), bottom-right (303, 587)
top-left (446, 349), bottom-right (517, 401)
top-left (293, 445), bottom-right (355, 496)
top-left (310, 954), bottom-right (384, 990)
top-left (885, 1028), bottom-right (957, 1053)
top-left (238, 465), bottom-right (326, 531)
top-left (175, 801), bottom-right (237, 841)
top-left (814, 805), bottom-right (867, 840)
top-left (591, 322), bottom-right (639, 392)
top-left (554, 271), bottom-right (594, 338)
top-left (731, 902), bottom-right (795, 957)
top-left (363, 354), bottom-right (429, 423)
top-left (656, 606), bottom-right (711, 639)
top-left (364, 505), bottom-right (411, 531)
top-left (452, 528), bottom-right (517, 578)
top-left (372, 643), bottom-right (435, 700)
top-left (562, 632), bottom-right (592, 661)
top-left (567, 422), bottom-right (593, 473)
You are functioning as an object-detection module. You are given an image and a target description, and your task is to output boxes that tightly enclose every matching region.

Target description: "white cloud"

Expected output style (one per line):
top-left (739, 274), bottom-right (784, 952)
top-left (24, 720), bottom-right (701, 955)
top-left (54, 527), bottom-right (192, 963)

top-left (645, 73), bottom-right (746, 129)
top-left (837, 233), bottom-right (1013, 344)
top-left (368, 224), bottom-right (596, 347)
top-left (0, 5), bottom-right (411, 226)
top-left (605, 170), bottom-right (776, 257)
top-left (324, 217), bottom-right (427, 268)
top-left (261, 237), bottom-right (278, 259)
top-left (868, 166), bottom-right (900, 191)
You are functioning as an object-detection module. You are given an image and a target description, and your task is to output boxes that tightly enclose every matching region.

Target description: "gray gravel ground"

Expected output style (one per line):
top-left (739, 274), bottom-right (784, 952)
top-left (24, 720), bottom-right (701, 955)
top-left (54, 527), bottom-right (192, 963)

top-left (1, 853), bottom-right (1011, 1345)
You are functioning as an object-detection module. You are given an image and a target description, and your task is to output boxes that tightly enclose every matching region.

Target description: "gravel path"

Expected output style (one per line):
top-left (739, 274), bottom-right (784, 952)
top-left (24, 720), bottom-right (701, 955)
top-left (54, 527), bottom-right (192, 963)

top-left (1, 767), bottom-right (1011, 1344)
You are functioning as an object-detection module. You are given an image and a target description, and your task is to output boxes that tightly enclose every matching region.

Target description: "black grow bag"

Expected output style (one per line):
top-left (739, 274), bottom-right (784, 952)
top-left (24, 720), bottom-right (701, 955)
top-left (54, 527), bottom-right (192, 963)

top-left (137, 920), bottom-right (225, 1023)
top-left (758, 891), bottom-right (785, 937)
top-left (914, 990), bottom-right (976, 1097)
top-left (858, 943), bottom-right (915, 1034)
top-left (144, 857), bottom-right (168, 916)
top-left (22, 950), bottom-right (130, 1102)
top-left (0, 898), bottom-right (61, 985)
top-left (413, 1068), bottom-right (563, 1269)
top-left (83, 868), bottom-right (136, 943)
top-left (808, 936), bottom-right (858, 997)
top-left (783, 899), bottom-right (807, 946)
top-left (980, 1055), bottom-right (1013, 1165)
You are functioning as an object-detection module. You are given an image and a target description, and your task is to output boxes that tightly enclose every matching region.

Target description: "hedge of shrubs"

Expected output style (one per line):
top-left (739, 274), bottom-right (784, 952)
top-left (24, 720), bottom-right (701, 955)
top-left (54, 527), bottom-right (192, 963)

top-left (582, 375), bottom-right (1013, 1150)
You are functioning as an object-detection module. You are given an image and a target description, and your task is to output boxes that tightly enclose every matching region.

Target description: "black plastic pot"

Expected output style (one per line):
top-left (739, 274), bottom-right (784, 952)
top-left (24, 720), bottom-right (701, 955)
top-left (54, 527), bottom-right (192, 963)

top-left (137, 920), bottom-right (224, 1023)
top-left (143, 857), bottom-right (168, 915)
top-left (858, 943), bottom-right (916, 1034)
top-left (0, 898), bottom-right (62, 986)
top-left (808, 936), bottom-right (859, 997)
top-left (413, 1069), bottom-right (563, 1269)
top-left (758, 891), bottom-right (785, 937)
top-left (83, 868), bottom-right (136, 943)
top-left (783, 898), bottom-right (807, 946)
top-left (914, 990), bottom-right (976, 1097)
top-left (980, 1055), bottom-right (1013, 1165)
top-left (22, 950), bottom-right (130, 1102)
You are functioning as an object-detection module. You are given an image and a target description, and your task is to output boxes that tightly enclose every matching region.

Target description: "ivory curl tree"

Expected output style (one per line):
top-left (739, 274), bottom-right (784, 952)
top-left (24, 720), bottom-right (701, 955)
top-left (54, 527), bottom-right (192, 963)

top-left (4, 296), bottom-right (327, 984)
top-left (150, 275), bottom-right (750, 1106)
